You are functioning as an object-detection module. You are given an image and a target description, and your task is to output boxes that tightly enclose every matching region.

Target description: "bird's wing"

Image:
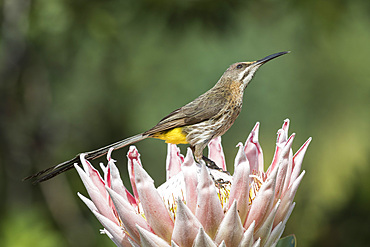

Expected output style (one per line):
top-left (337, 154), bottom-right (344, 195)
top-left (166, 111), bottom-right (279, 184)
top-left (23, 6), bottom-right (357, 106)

top-left (144, 89), bottom-right (229, 135)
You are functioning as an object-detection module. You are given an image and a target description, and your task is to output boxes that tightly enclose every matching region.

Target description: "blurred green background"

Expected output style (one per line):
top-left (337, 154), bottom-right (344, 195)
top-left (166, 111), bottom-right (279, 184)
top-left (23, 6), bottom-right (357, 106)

top-left (1, 0), bottom-right (370, 246)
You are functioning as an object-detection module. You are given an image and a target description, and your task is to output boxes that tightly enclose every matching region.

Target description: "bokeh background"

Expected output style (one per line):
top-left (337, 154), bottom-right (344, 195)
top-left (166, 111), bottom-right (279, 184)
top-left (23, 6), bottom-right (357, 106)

top-left (1, 0), bottom-right (370, 246)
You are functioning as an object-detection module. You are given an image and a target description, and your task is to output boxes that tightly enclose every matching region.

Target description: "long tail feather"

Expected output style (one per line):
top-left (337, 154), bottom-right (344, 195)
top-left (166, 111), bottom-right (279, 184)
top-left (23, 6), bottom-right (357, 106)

top-left (24, 133), bottom-right (148, 183)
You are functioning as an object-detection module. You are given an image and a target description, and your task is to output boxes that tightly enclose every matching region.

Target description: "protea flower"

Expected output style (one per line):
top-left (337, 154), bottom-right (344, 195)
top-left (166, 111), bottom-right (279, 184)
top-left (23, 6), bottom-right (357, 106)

top-left (75, 119), bottom-right (311, 247)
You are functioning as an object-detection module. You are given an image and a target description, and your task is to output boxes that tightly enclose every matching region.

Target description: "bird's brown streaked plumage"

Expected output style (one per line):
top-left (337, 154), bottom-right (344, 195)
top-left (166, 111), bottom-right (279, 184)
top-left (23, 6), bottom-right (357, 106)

top-left (144, 86), bottom-right (231, 135)
top-left (24, 51), bottom-right (289, 183)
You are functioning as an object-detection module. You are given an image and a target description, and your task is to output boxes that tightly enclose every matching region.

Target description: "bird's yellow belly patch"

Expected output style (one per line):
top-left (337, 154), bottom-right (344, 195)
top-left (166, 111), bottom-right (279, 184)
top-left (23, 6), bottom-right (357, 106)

top-left (152, 127), bottom-right (188, 144)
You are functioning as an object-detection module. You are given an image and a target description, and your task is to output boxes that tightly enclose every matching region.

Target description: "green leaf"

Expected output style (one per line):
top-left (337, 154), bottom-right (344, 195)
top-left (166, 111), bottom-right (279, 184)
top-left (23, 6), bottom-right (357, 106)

top-left (276, 235), bottom-right (296, 247)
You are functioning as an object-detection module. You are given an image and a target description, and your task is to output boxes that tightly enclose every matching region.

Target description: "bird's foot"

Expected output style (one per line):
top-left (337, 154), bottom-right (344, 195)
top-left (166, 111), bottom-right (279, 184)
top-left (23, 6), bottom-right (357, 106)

top-left (202, 155), bottom-right (220, 170)
top-left (202, 156), bottom-right (230, 175)
top-left (213, 177), bottom-right (231, 189)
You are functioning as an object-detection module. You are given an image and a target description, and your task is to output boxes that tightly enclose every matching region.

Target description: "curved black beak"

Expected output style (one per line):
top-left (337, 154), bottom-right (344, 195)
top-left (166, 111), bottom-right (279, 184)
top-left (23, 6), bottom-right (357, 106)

top-left (253, 51), bottom-right (290, 66)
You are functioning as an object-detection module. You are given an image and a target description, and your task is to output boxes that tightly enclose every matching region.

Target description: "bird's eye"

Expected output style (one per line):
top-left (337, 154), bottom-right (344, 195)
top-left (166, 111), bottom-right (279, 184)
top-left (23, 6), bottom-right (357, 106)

top-left (236, 64), bottom-right (243, 69)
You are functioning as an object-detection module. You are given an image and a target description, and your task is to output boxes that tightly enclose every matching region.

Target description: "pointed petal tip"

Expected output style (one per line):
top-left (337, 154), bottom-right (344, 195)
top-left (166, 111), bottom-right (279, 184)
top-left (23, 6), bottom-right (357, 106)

top-left (80, 153), bottom-right (87, 160)
top-left (287, 133), bottom-right (295, 143)
top-left (107, 148), bottom-right (116, 162)
top-left (253, 238), bottom-right (261, 247)
top-left (79, 153), bottom-right (89, 171)
top-left (208, 136), bottom-right (226, 170)
top-left (305, 137), bottom-right (312, 145)
top-left (230, 199), bottom-right (237, 209)
top-left (74, 164), bottom-right (87, 179)
top-left (248, 122), bottom-right (260, 143)
top-left (250, 220), bottom-right (256, 229)
top-left (219, 240), bottom-right (227, 247)
top-left (193, 227), bottom-right (217, 247)
top-left (182, 147), bottom-right (196, 167)
top-left (77, 192), bottom-right (85, 199)
top-left (136, 225), bottom-right (170, 247)
top-left (176, 197), bottom-right (185, 208)
top-left (128, 145), bottom-right (140, 159)
top-left (283, 119), bottom-right (290, 127)
top-left (293, 137), bottom-right (312, 162)
top-left (253, 122), bottom-right (260, 132)
top-left (133, 159), bottom-right (154, 185)
top-left (281, 119), bottom-right (290, 135)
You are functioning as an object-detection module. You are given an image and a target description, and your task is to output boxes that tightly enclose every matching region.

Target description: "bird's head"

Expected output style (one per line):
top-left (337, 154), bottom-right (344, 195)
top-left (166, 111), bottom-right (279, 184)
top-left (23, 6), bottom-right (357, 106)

top-left (223, 51), bottom-right (290, 89)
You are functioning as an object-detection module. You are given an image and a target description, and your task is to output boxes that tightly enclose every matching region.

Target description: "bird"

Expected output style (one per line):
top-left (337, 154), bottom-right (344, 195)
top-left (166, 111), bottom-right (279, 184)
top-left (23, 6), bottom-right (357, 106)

top-left (25, 51), bottom-right (289, 183)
